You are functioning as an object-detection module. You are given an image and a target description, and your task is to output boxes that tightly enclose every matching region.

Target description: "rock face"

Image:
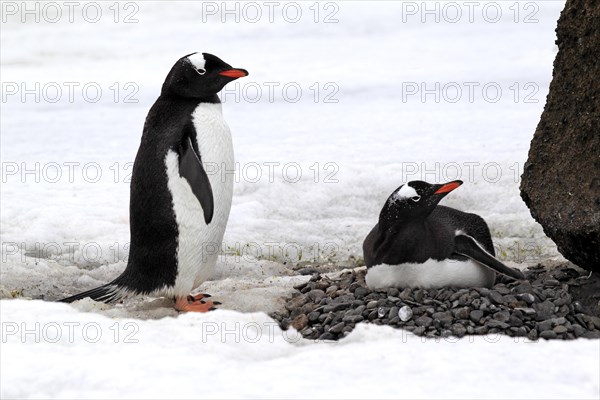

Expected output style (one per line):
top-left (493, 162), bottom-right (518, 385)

top-left (520, 0), bottom-right (600, 272)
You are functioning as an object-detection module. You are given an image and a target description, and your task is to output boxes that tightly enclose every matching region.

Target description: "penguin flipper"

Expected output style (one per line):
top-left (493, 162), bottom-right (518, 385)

top-left (58, 283), bottom-right (128, 304)
top-left (453, 234), bottom-right (525, 280)
top-left (178, 136), bottom-right (214, 224)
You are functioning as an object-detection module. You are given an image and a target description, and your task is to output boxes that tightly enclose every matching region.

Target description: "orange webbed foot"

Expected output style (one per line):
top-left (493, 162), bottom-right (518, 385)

top-left (175, 295), bottom-right (219, 312)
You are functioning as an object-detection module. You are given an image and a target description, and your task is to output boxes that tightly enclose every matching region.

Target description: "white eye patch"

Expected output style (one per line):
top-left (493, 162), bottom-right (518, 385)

top-left (187, 53), bottom-right (206, 70)
top-left (395, 184), bottom-right (418, 199)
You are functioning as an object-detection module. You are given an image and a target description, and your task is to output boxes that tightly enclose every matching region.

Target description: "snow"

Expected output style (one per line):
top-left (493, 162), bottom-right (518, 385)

top-left (2, 1), bottom-right (599, 399)
top-left (2, 300), bottom-right (599, 399)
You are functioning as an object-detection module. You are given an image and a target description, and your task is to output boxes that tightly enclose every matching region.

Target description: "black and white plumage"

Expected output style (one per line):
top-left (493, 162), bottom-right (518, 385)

top-left (363, 180), bottom-right (525, 289)
top-left (60, 53), bottom-right (248, 311)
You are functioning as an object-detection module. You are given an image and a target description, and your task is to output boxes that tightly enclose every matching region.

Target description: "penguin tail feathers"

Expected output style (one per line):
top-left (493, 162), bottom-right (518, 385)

top-left (58, 283), bottom-right (131, 304)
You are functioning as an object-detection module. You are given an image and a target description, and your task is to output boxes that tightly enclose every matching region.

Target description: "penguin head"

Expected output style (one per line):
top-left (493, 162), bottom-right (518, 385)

top-left (161, 52), bottom-right (248, 99)
top-left (380, 180), bottom-right (463, 228)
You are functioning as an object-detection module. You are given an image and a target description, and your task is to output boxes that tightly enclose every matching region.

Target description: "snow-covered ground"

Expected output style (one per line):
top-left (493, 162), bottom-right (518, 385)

top-left (2, 1), bottom-right (599, 399)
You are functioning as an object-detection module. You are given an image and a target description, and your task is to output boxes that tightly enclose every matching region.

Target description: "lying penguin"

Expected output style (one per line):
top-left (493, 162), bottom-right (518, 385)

top-left (363, 180), bottom-right (525, 289)
top-left (60, 53), bottom-right (248, 311)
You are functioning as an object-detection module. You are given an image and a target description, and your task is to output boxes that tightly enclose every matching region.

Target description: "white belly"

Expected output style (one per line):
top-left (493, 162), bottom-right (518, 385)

top-left (164, 103), bottom-right (234, 297)
top-left (365, 259), bottom-right (495, 290)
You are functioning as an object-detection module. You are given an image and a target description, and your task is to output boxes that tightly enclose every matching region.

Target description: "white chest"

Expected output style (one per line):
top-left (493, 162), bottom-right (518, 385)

top-left (164, 102), bottom-right (234, 296)
top-left (365, 259), bottom-right (495, 290)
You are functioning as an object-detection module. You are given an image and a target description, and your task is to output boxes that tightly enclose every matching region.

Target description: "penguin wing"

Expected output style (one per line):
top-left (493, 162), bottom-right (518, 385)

top-left (178, 135), bottom-right (214, 224)
top-left (453, 233), bottom-right (525, 280)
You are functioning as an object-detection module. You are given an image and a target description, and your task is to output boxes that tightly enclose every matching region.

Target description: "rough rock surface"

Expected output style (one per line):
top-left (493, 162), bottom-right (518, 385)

top-left (273, 263), bottom-right (600, 341)
top-left (520, 0), bottom-right (600, 272)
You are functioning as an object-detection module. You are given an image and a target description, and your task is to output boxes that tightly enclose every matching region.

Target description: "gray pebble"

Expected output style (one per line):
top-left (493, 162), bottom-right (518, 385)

top-left (540, 330), bottom-right (558, 340)
top-left (451, 323), bottom-right (467, 337)
top-left (329, 322), bottom-right (345, 334)
top-left (470, 310), bottom-right (484, 323)
top-left (415, 315), bottom-right (433, 327)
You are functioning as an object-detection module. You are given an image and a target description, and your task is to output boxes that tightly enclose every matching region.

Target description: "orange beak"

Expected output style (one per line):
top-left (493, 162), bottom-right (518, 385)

top-left (218, 69), bottom-right (249, 78)
top-left (434, 180), bottom-right (463, 195)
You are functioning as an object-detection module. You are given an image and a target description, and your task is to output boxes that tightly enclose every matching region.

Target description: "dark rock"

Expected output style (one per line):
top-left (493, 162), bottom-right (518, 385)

top-left (453, 307), bottom-right (470, 320)
top-left (516, 293), bottom-right (536, 305)
top-left (582, 331), bottom-right (600, 339)
top-left (328, 322), bottom-right (345, 334)
top-left (366, 300), bottom-right (378, 309)
top-left (285, 294), bottom-right (307, 311)
top-left (520, 0), bottom-right (600, 273)
top-left (291, 314), bottom-right (309, 331)
top-left (323, 302), bottom-right (352, 313)
top-left (297, 267), bottom-right (319, 275)
top-left (469, 310), bottom-right (484, 323)
top-left (508, 315), bottom-right (524, 327)
top-left (343, 315), bottom-right (364, 324)
top-left (474, 326), bottom-right (488, 335)
top-left (553, 325), bottom-right (568, 334)
top-left (487, 320), bottom-right (510, 329)
top-left (537, 320), bottom-right (553, 332)
top-left (318, 332), bottom-right (336, 341)
top-left (354, 286), bottom-right (370, 298)
top-left (413, 326), bottom-right (426, 336)
top-left (415, 316), bottom-right (433, 327)
top-left (307, 289), bottom-right (326, 302)
top-left (493, 311), bottom-right (511, 323)
top-left (544, 279), bottom-right (560, 287)
top-left (398, 288), bottom-right (412, 300)
top-left (540, 330), bottom-right (558, 340)
top-left (488, 291), bottom-right (504, 304)
top-left (533, 300), bottom-right (556, 321)
top-left (512, 326), bottom-right (528, 337)
top-left (308, 311), bottom-right (320, 322)
top-left (451, 323), bottom-right (467, 337)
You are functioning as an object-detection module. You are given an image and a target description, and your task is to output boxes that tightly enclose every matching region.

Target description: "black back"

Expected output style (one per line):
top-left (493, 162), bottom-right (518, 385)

top-left (114, 95), bottom-right (205, 293)
top-left (363, 180), bottom-right (494, 269)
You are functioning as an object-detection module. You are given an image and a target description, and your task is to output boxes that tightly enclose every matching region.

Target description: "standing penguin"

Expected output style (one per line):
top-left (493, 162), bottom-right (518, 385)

top-left (363, 180), bottom-right (524, 289)
top-left (60, 53), bottom-right (248, 311)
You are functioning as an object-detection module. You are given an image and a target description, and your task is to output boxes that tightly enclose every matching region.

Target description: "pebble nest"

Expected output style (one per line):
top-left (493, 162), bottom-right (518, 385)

top-left (273, 263), bottom-right (600, 341)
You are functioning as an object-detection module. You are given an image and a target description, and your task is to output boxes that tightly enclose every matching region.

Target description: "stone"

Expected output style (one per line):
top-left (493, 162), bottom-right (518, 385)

top-left (354, 286), bottom-right (370, 298)
top-left (415, 316), bottom-right (433, 327)
top-left (308, 310), bottom-right (321, 321)
top-left (493, 311), bottom-right (511, 323)
top-left (453, 307), bottom-right (470, 320)
top-left (553, 325), bottom-right (568, 334)
top-left (469, 310), bottom-right (484, 323)
top-left (539, 330), bottom-right (558, 340)
top-left (366, 300), bottom-right (378, 309)
top-left (399, 288), bottom-right (412, 300)
top-left (343, 315), bottom-right (364, 324)
top-left (323, 303), bottom-right (352, 313)
top-left (537, 319), bottom-right (553, 332)
top-left (516, 293), bottom-right (536, 305)
top-left (328, 322), bottom-right (345, 334)
top-left (487, 320), bottom-right (510, 329)
top-left (399, 306), bottom-right (413, 322)
top-left (291, 314), bottom-right (309, 331)
top-left (285, 294), bottom-right (307, 311)
top-left (533, 300), bottom-right (555, 321)
top-left (307, 289), bottom-right (326, 302)
top-left (488, 291), bottom-right (504, 304)
top-left (520, 0), bottom-right (600, 273)
top-left (451, 323), bottom-right (467, 337)
top-left (318, 332), bottom-right (336, 341)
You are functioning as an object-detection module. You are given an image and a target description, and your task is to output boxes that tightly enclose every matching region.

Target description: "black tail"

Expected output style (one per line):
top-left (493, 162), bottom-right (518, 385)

top-left (58, 282), bottom-right (130, 304)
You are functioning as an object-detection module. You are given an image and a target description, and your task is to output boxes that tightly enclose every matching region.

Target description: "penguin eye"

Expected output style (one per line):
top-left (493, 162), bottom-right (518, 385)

top-left (411, 195), bottom-right (421, 202)
top-left (196, 68), bottom-right (206, 75)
